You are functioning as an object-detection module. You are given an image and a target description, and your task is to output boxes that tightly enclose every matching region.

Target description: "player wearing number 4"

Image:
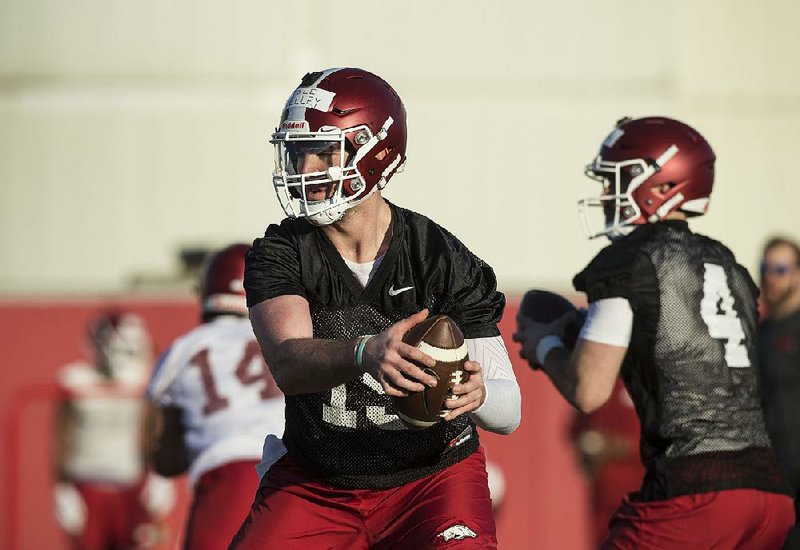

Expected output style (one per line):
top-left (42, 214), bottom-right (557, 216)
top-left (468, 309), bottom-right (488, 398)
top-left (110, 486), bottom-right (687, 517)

top-left (233, 68), bottom-right (520, 549)
top-left (145, 244), bottom-right (285, 550)
top-left (514, 117), bottom-right (795, 549)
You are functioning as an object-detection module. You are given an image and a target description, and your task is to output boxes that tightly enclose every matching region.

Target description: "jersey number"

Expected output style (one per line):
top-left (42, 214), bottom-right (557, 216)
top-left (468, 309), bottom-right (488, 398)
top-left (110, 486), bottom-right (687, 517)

top-left (323, 374), bottom-right (404, 431)
top-left (189, 340), bottom-right (281, 415)
top-left (700, 263), bottom-right (751, 368)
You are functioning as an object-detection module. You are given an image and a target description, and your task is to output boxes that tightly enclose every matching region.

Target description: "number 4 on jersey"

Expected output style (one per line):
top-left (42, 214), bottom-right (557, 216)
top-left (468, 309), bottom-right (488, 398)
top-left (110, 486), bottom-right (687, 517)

top-left (700, 263), bottom-right (751, 368)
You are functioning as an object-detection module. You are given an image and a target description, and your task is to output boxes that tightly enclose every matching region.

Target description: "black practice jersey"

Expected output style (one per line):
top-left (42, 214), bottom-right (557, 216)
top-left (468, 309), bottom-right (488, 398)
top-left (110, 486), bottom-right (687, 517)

top-left (244, 201), bottom-right (504, 489)
top-left (574, 221), bottom-right (787, 500)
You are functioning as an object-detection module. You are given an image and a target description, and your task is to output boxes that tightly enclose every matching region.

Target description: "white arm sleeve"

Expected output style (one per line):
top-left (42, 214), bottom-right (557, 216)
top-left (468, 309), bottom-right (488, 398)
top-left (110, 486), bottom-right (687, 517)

top-left (465, 336), bottom-right (521, 435)
top-left (579, 297), bottom-right (634, 348)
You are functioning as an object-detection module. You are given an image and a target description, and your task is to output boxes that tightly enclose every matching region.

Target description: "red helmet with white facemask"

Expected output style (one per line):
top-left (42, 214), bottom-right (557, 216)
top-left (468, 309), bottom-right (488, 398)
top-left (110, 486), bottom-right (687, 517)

top-left (270, 68), bottom-right (408, 226)
top-left (579, 116), bottom-right (716, 240)
top-left (88, 310), bottom-right (152, 384)
top-left (199, 243), bottom-right (249, 319)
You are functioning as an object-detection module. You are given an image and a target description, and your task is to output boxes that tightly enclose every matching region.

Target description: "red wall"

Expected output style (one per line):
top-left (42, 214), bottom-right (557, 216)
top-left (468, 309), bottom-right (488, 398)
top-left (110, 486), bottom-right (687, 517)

top-left (0, 297), bottom-right (591, 550)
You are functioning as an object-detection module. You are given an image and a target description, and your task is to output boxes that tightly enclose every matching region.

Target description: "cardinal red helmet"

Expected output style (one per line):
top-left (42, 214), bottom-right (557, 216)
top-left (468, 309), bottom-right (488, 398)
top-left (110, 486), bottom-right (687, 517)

top-left (579, 116), bottom-right (716, 240)
top-left (199, 243), bottom-right (249, 319)
top-left (270, 68), bottom-right (407, 226)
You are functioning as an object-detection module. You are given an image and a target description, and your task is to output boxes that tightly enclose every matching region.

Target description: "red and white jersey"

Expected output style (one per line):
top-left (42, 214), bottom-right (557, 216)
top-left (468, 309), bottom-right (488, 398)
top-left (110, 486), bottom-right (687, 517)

top-left (58, 362), bottom-right (147, 484)
top-left (147, 316), bottom-right (284, 483)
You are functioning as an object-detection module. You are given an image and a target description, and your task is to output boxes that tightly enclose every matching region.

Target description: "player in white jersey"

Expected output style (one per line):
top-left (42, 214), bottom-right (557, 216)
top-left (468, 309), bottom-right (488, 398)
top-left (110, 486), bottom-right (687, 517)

top-left (146, 243), bottom-right (285, 550)
top-left (54, 311), bottom-right (175, 549)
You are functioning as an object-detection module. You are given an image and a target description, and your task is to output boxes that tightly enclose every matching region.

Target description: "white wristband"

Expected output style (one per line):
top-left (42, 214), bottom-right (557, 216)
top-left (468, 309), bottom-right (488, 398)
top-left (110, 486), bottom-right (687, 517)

top-left (535, 335), bottom-right (566, 365)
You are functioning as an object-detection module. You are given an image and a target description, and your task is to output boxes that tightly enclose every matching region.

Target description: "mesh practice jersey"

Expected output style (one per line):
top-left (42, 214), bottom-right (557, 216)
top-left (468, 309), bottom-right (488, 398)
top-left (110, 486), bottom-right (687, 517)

top-left (147, 316), bottom-right (285, 483)
top-left (574, 220), bottom-right (787, 500)
top-left (245, 201), bottom-right (505, 489)
top-left (59, 363), bottom-right (146, 484)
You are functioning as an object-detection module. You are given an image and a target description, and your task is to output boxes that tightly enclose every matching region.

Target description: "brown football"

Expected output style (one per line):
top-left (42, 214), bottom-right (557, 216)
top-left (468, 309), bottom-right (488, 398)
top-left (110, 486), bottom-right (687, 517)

top-left (392, 314), bottom-right (470, 430)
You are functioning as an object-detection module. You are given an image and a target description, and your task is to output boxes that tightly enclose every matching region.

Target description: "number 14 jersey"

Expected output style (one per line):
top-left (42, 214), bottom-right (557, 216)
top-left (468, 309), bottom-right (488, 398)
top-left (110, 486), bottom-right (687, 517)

top-left (147, 316), bottom-right (285, 483)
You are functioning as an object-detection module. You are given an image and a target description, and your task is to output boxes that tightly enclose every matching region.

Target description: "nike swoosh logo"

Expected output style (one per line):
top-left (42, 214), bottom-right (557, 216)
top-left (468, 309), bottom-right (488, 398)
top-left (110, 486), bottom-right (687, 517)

top-left (388, 285), bottom-right (414, 297)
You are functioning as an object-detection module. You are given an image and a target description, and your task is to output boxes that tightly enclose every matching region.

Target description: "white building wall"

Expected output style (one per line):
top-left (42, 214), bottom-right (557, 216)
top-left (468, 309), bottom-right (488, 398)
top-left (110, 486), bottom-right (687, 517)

top-left (1, 0), bottom-right (799, 293)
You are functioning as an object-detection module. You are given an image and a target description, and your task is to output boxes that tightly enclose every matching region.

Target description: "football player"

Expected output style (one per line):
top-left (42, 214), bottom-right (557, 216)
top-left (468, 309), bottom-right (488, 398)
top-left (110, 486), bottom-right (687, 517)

top-left (54, 311), bottom-right (175, 549)
top-left (235, 68), bottom-right (520, 549)
top-left (146, 244), bottom-right (285, 550)
top-left (514, 116), bottom-right (795, 548)
top-left (758, 236), bottom-right (800, 549)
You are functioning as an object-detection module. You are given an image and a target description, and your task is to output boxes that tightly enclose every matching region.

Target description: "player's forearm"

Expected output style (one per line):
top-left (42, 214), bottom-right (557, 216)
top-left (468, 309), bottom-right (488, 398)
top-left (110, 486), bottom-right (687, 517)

top-left (146, 404), bottom-right (190, 477)
top-left (469, 378), bottom-right (521, 434)
top-left (540, 347), bottom-right (582, 410)
top-left (54, 402), bottom-right (74, 481)
top-left (270, 337), bottom-right (363, 395)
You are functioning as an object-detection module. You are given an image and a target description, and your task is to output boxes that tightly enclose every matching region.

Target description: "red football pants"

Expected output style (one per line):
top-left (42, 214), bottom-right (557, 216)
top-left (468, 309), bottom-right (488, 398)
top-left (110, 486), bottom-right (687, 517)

top-left (68, 479), bottom-right (156, 549)
top-left (601, 488), bottom-right (795, 550)
top-left (590, 461), bottom-right (643, 546)
top-left (184, 460), bottom-right (260, 550)
top-left (230, 446), bottom-right (497, 549)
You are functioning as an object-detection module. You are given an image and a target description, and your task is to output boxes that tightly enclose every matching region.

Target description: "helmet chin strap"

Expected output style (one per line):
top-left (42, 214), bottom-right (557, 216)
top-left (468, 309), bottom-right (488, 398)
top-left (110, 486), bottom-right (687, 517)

top-left (605, 221), bottom-right (636, 241)
top-left (305, 183), bottom-right (380, 226)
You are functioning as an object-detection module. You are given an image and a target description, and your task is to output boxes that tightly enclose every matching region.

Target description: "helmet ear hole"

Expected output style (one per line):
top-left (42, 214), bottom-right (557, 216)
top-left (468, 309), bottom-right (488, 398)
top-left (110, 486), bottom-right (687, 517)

top-left (652, 181), bottom-right (677, 197)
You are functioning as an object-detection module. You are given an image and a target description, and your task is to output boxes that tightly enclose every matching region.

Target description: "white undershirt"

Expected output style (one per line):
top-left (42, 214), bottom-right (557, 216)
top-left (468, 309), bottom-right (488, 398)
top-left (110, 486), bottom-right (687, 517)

top-left (342, 255), bottom-right (385, 287)
top-left (579, 297), bottom-right (634, 348)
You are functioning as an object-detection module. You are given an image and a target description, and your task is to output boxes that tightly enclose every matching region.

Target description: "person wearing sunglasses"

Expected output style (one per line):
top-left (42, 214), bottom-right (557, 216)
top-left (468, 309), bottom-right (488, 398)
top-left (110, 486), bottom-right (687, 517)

top-left (758, 236), bottom-right (800, 549)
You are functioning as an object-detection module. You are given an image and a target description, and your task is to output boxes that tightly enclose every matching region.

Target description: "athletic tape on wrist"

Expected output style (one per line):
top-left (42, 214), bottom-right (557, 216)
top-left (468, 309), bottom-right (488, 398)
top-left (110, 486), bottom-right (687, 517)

top-left (535, 335), bottom-right (566, 365)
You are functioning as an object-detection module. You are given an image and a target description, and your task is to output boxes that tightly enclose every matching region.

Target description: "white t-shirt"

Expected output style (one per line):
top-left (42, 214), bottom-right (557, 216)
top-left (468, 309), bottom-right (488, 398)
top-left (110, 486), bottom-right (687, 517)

top-left (147, 316), bottom-right (285, 483)
top-left (59, 362), bottom-right (147, 484)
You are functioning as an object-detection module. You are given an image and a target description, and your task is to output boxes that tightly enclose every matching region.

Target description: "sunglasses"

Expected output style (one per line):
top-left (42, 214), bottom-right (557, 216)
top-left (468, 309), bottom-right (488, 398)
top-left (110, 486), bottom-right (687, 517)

top-left (760, 262), bottom-right (797, 277)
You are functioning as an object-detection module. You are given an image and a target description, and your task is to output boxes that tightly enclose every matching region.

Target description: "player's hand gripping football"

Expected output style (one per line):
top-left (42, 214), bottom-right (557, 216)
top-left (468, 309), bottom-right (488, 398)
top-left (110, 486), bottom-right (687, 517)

top-left (361, 309), bottom-right (439, 397)
top-left (513, 310), bottom-right (580, 370)
top-left (443, 360), bottom-right (486, 421)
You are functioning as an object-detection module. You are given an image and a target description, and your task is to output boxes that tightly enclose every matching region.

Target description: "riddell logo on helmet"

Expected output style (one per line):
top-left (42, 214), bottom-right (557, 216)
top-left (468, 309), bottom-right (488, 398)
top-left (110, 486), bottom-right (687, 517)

top-left (281, 120), bottom-right (309, 131)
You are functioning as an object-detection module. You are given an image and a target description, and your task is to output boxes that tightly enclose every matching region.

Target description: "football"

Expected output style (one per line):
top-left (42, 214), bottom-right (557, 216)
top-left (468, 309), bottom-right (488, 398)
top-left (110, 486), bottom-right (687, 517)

top-left (392, 315), bottom-right (469, 430)
top-left (517, 289), bottom-right (585, 348)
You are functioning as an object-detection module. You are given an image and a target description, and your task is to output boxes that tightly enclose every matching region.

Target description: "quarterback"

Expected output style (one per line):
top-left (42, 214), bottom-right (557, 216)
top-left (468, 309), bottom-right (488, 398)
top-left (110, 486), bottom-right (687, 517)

top-left (234, 68), bottom-right (520, 549)
top-left (515, 116), bottom-right (795, 548)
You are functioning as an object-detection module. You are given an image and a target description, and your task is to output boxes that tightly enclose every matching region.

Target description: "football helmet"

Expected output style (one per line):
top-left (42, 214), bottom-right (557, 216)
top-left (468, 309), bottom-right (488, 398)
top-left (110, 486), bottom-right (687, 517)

top-left (270, 68), bottom-right (407, 226)
top-left (89, 311), bottom-right (152, 384)
top-left (579, 116), bottom-right (716, 240)
top-left (199, 243), bottom-right (249, 318)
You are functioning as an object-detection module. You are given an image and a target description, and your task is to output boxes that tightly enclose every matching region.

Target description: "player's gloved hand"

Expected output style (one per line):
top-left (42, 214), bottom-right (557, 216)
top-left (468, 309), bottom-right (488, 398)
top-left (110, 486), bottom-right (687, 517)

top-left (140, 471), bottom-right (176, 519)
top-left (513, 310), bottom-right (579, 370)
top-left (53, 481), bottom-right (87, 536)
top-left (360, 309), bottom-right (439, 397)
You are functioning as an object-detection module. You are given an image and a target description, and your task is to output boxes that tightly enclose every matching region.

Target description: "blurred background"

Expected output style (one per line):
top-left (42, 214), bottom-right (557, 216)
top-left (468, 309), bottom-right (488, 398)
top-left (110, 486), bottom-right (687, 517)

top-left (1, 0), bottom-right (799, 548)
